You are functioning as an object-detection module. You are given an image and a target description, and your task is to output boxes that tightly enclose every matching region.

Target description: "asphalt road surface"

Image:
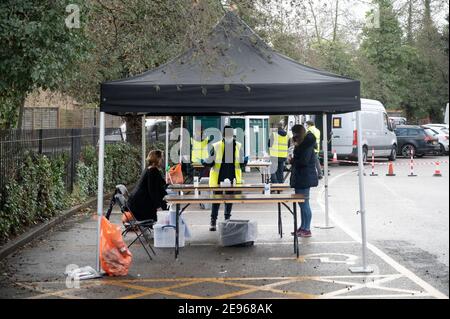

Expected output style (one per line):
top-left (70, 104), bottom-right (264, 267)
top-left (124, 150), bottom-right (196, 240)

top-left (0, 155), bottom-right (447, 299)
top-left (320, 155), bottom-right (449, 295)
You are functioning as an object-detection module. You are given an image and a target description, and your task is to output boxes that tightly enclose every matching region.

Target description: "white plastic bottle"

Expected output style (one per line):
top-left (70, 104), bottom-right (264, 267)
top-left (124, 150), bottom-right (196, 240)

top-left (264, 183), bottom-right (270, 195)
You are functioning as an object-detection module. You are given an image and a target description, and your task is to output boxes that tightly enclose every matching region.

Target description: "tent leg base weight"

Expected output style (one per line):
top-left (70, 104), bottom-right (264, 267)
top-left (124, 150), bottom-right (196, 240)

top-left (349, 266), bottom-right (374, 274)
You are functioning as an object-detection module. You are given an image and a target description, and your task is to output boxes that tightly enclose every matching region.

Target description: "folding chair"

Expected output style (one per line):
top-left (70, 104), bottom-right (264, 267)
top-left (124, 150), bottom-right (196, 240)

top-left (105, 185), bottom-right (156, 261)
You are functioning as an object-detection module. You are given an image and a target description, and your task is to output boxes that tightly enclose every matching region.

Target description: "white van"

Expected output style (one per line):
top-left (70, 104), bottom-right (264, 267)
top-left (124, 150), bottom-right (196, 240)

top-left (331, 99), bottom-right (398, 162)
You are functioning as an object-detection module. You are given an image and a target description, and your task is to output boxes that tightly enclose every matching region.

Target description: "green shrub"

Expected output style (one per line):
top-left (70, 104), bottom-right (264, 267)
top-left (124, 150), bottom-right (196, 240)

top-left (73, 143), bottom-right (141, 201)
top-left (0, 152), bottom-right (68, 241)
top-left (0, 141), bottom-right (142, 243)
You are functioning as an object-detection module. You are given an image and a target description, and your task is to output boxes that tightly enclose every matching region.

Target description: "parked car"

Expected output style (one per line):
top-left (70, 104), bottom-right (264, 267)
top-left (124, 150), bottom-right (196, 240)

top-left (423, 123), bottom-right (449, 134)
top-left (421, 125), bottom-right (449, 155)
top-left (331, 99), bottom-right (398, 162)
top-left (119, 118), bottom-right (172, 142)
top-left (394, 125), bottom-right (440, 157)
top-left (389, 116), bottom-right (407, 125)
top-left (147, 119), bottom-right (171, 142)
top-left (104, 127), bottom-right (125, 144)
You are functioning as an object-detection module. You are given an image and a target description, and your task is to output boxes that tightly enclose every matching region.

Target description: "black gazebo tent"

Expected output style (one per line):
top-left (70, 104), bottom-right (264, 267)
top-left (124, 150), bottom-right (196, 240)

top-left (100, 12), bottom-right (360, 115)
top-left (94, 12), bottom-right (371, 277)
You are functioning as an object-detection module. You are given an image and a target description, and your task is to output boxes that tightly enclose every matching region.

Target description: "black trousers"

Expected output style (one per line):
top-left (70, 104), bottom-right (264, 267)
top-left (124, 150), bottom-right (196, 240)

top-left (211, 191), bottom-right (236, 222)
top-left (271, 157), bottom-right (286, 183)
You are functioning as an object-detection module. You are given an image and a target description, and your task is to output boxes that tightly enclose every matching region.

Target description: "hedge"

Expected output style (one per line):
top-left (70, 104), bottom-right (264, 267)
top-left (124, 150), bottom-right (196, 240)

top-left (0, 142), bottom-right (143, 243)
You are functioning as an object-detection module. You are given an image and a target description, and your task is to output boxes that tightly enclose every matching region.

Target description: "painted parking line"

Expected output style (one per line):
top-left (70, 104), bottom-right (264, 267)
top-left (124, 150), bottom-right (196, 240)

top-left (205, 278), bottom-right (314, 299)
top-left (105, 280), bottom-right (206, 299)
top-left (317, 170), bottom-right (449, 299)
top-left (269, 253), bottom-right (359, 265)
top-left (21, 274), bottom-right (431, 299)
top-left (16, 281), bottom-right (100, 299)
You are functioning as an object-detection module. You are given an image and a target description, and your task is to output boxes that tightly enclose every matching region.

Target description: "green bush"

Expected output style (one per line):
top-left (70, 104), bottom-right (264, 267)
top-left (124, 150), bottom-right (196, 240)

top-left (0, 152), bottom-right (68, 241)
top-left (0, 141), bottom-right (142, 243)
top-left (73, 143), bottom-right (141, 201)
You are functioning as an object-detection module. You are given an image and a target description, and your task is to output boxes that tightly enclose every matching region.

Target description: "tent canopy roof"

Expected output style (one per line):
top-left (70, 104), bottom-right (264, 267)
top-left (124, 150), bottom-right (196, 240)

top-left (100, 12), bottom-right (360, 116)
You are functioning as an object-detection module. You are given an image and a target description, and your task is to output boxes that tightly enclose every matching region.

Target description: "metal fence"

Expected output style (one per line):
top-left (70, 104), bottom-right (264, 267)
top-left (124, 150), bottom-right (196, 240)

top-left (0, 127), bottom-right (127, 193)
top-left (22, 107), bottom-right (123, 129)
top-left (0, 125), bottom-right (169, 197)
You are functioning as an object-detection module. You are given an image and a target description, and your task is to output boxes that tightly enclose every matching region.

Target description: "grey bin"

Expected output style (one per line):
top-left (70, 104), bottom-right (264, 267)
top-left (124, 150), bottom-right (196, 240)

top-left (218, 220), bottom-right (258, 247)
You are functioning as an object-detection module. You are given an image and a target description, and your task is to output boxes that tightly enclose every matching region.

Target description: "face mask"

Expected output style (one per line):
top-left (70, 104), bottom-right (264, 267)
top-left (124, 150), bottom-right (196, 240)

top-left (224, 136), bottom-right (233, 143)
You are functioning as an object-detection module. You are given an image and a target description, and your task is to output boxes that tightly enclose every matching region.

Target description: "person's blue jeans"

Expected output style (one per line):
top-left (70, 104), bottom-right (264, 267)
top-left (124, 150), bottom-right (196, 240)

top-left (295, 188), bottom-right (312, 231)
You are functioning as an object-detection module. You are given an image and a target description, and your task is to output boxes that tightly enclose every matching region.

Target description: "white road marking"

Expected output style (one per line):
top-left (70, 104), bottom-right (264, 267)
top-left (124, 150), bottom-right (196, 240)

top-left (320, 274), bottom-right (403, 298)
top-left (269, 253), bottom-right (358, 265)
top-left (188, 241), bottom-right (356, 246)
top-left (317, 170), bottom-right (449, 299)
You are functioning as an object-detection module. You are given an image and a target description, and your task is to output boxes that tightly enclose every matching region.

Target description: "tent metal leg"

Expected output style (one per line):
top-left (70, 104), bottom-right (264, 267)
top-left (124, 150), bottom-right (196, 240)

top-left (293, 202), bottom-right (299, 257)
top-left (316, 113), bottom-right (334, 229)
top-left (175, 204), bottom-right (180, 259)
top-left (142, 115), bottom-right (146, 171)
top-left (349, 111), bottom-right (374, 273)
top-left (165, 116), bottom-right (169, 179)
top-left (278, 202), bottom-right (282, 238)
top-left (96, 112), bottom-right (106, 273)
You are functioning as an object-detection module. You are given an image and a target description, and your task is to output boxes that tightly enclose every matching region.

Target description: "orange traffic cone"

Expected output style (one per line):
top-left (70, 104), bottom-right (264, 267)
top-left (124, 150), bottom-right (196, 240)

top-left (433, 162), bottom-right (442, 177)
top-left (386, 162), bottom-right (395, 176)
top-left (331, 150), bottom-right (338, 165)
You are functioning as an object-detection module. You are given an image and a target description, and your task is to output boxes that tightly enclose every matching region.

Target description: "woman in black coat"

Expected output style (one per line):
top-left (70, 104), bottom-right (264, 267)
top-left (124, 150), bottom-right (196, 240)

top-left (289, 125), bottom-right (319, 237)
top-left (127, 150), bottom-right (168, 221)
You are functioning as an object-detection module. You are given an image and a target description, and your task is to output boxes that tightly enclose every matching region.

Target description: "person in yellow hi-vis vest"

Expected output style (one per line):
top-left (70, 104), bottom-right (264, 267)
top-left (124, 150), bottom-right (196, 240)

top-left (201, 126), bottom-right (248, 231)
top-left (191, 126), bottom-right (209, 163)
top-left (189, 125), bottom-right (211, 179)
top-left (268, 122), bottom-right (290, 183)
top-left (306, 120), bottom-right (323, 179)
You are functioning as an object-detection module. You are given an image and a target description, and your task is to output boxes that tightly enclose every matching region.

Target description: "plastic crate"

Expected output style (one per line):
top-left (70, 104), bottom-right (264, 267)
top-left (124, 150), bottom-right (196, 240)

top-left (153, 224), bottom-right (185, 248)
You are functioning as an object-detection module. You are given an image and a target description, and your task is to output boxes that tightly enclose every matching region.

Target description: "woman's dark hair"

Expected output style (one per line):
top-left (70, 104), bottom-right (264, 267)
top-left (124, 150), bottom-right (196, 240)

top-left (292, 125), bottom-right (306, 145)
top-left (147, 150), bottom-right (163, 167)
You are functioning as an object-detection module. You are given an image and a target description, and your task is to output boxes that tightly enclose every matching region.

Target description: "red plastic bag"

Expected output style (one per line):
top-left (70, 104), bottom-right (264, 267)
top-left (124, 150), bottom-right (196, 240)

top-left (100, 216), bottom-right (132, 276)
top-left (166, 164), bottom-right (184, 184)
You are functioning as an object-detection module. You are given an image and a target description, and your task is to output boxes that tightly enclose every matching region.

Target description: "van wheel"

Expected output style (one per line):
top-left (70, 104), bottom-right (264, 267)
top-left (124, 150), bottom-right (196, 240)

top-left (388, 145), bottom-right (397, 161)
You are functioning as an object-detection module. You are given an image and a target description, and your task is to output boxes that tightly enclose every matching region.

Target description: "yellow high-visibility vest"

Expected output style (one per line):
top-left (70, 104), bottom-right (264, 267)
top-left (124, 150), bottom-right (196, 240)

top-left (307, 126), bottom-right (321, 153)
top-left (209, 141), bottom-right (242, 187)
top-left (269, 132), bottom-right (289, 158)
top-left (191, 137), bottom-right (209, 163)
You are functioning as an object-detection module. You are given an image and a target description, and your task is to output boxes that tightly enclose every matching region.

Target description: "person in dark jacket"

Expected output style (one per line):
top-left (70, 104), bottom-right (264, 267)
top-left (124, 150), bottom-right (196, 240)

top-left (127, 150), bottom-right (168, 221)
top-left (268, 122), bottom-right (290, 183)
top-left (289, 124), bottom-right (319, 237)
